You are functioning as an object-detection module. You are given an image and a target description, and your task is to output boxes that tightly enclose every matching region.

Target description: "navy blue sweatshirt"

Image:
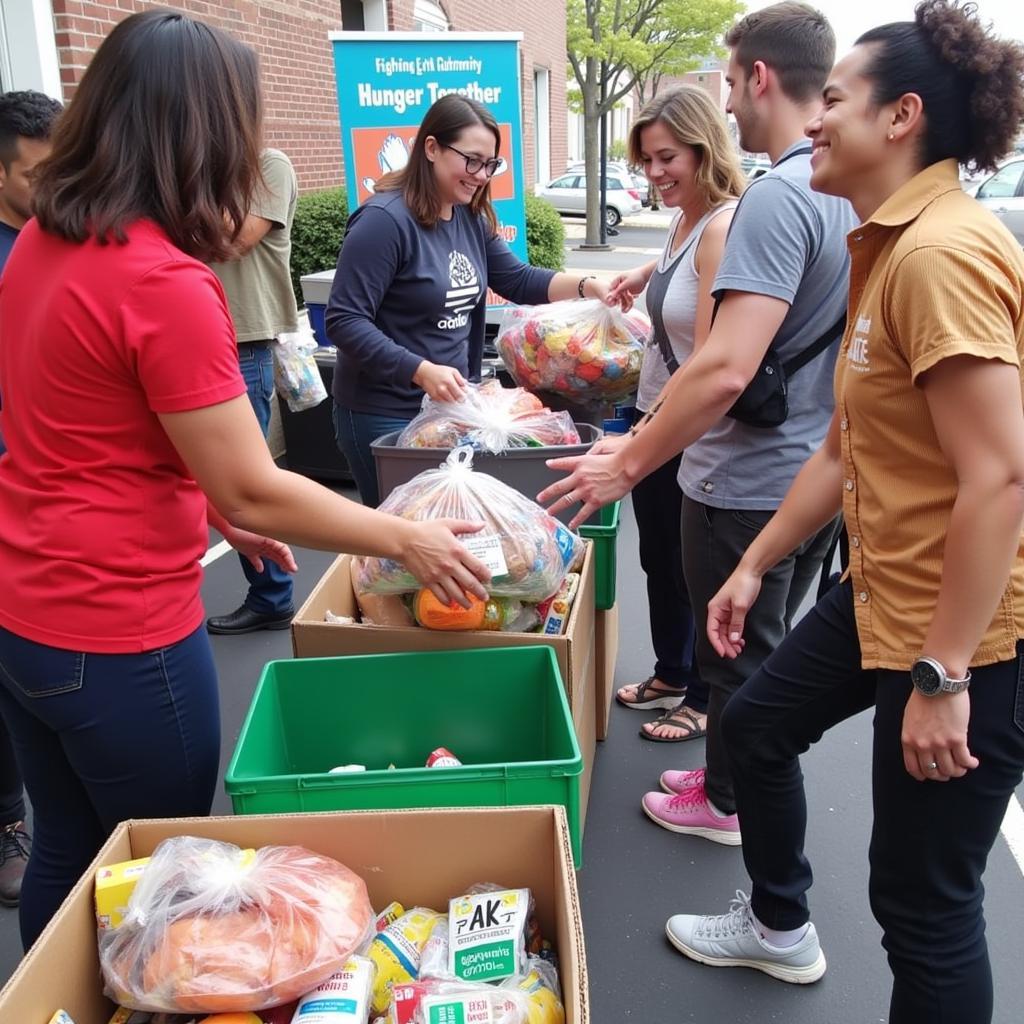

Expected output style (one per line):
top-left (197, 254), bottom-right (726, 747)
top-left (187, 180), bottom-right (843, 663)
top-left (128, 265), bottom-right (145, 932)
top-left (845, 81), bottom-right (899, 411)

top-left (326, 190), bottom-right (555, 417)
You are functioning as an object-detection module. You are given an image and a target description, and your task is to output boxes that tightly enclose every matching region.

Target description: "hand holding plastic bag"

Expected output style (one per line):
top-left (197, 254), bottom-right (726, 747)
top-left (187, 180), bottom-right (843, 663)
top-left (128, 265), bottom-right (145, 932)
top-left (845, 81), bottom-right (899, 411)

top-left (273, 328), bottom-right (327, 412)
top-left (397, 380), bottom-right (580, 452)
top-left (497, 298), bottom-right (649, 406)
top-left (99, 837), bottom-right (374, 1013)
top-left (358, 448), bottom-right (583, 602)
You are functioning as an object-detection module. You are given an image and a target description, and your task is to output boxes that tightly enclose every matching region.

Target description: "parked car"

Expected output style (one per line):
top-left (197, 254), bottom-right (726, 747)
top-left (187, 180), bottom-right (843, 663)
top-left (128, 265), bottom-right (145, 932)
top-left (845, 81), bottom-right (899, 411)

top-left (536, 170), bottom-right (643, 227)
top-left (565, 161), bottom-right (650, 206)
top-left (740, 155), bottom-right (772, 180)
top-left (967, 156), bottom-right (1024, 245)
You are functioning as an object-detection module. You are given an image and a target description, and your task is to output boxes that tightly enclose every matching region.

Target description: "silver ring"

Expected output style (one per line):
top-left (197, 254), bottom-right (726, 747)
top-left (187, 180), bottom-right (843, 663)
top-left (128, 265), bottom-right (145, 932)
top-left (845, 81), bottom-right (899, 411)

top-left (926, 761), bottom-right (938, 771)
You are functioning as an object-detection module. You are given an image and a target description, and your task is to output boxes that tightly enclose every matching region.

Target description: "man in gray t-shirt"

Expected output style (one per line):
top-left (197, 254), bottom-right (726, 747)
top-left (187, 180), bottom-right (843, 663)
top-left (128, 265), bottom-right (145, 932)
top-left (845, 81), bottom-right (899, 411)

top-left (543, 3), bottom-right (854, 839)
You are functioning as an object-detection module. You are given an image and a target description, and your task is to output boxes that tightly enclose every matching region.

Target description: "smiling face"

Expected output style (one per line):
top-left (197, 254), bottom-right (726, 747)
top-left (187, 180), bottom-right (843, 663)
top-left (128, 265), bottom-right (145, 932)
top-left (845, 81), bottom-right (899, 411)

top-left (807, 45), bottom-right (893, 200)
top-left (427, 123), bottom-right (497, 212)
top-left (638, 120), bottom-right (702, 210)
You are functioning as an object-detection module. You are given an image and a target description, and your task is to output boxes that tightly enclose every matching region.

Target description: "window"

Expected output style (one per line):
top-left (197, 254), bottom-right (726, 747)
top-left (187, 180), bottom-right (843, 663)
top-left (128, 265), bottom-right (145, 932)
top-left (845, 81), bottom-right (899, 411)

top-left (413, 0), bottom-right (449, 32)
top-left (977, 161), bottom-right (1024, 200)
top-left (0, 0), bottom-right (61, 95)
top-left (342, 0), bottom-right (387, 31)
top-left (548, 175), bottom-right (577, 190)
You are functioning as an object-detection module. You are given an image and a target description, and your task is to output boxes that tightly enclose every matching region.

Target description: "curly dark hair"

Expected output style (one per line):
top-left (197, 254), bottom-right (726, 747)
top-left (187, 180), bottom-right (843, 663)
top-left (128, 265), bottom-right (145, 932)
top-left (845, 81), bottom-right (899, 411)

top-left (0, 90), bottom-right (63, 169)
top-left (857, 0), bottom-right (1024, 173)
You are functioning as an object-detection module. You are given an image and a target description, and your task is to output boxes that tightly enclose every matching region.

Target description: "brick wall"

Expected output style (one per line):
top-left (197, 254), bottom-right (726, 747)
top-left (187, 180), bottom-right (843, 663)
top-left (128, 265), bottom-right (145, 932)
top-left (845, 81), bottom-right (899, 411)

top-left (51, 0), bottom-right (346, 191)
top-left (49, 1), bottom-right (566, 194)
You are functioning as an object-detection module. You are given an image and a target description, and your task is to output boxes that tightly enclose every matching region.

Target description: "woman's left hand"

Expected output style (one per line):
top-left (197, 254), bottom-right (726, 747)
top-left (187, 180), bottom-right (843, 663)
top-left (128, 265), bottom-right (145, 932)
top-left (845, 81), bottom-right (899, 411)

top-left (223, 525), bottom-right (298, 575)
top-left (537, 450), bottom-right (630, 530)
top-left (900, 688), bottom-right (979, 781)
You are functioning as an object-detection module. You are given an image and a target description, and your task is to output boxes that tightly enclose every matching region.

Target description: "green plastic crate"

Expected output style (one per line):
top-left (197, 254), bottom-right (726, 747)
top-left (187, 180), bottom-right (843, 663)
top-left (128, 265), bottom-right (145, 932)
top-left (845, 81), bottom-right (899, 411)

top-left (579, 500), bottom-right (620, 610)
top-left (225, 647), bottom-right (585, 865)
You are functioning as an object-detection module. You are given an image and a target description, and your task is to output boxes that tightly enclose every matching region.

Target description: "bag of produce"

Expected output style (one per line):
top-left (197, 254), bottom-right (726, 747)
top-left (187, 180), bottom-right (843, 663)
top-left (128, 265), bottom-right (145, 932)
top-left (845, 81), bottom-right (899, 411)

top-left (496, 298), bottom-right (649, 406)
top-left (357, 448), bottom-right (584, 602)
top-left (99, 838), bottom-right (374, 1014)
top-left (396, 380), bottom-right (580, 452)
top-left (272, 328), bottom-right (327, 412)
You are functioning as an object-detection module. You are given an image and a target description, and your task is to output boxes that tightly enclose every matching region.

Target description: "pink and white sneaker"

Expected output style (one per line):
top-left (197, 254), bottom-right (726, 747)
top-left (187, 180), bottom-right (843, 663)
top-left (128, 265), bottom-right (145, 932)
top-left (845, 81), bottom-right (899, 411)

top-left (660, 766), bottom-right (706, 795)
top-left (642, 783), bottom-right (742, 846)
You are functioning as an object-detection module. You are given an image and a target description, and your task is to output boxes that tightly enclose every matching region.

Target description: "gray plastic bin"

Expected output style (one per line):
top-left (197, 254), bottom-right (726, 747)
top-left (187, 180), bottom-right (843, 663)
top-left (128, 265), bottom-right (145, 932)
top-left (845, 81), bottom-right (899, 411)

top-left (371, 423), bottom-right (603, 526)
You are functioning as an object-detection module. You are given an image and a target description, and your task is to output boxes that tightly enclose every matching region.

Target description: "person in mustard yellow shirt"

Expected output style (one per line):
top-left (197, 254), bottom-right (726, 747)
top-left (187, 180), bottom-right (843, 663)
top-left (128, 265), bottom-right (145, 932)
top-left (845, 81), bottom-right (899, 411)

top-left (658, 2), bottom-right (1024, 1020)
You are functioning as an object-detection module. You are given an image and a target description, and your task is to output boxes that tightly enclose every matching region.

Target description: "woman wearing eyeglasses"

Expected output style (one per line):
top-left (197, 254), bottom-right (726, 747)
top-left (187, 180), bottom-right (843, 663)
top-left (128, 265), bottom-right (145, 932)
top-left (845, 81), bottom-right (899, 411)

top-left (327, 94), bottom-right (612, 506)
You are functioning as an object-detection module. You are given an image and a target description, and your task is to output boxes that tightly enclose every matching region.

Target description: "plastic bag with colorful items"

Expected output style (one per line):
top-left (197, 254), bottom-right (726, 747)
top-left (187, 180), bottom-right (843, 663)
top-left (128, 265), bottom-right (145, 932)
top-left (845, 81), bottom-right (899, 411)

top-left (98, 837), bottom-right (374, 1013)
top-left (357, 448), bottom-right (584, 602)
top-left (272, 329), bottom-right (327, 412)
top-left (396, 380), bottom-right (580, 452)
top-left (497, 298), bottom-right (650, 406)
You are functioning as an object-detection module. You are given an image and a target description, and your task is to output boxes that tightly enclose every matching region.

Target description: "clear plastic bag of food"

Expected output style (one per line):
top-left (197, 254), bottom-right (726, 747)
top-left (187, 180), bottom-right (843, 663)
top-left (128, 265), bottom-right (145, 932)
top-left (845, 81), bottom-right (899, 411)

top-left (272, 328), bottom-right (327, 412)
top-left (496, 298), bottom-right (650, 406)
top-left (387, 978), bottom-right (532, 1024)
top-left (396, 380), bottom-right (580, 452)
top-left (358, 448), bottom-right (584, 602)
top-left (99, 837), bottom-right (374, 1014)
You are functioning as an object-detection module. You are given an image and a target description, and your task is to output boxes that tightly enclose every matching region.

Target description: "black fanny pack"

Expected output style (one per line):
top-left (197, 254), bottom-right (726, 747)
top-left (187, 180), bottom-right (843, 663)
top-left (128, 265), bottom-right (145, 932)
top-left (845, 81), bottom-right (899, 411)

top-left (724, 311), bottom-right (846, 428)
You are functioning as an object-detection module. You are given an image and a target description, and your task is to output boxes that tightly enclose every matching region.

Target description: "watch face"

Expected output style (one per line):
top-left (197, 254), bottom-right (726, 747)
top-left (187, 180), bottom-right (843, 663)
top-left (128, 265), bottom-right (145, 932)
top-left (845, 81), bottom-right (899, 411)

top-left (911, 659), bottom-right (942, 695)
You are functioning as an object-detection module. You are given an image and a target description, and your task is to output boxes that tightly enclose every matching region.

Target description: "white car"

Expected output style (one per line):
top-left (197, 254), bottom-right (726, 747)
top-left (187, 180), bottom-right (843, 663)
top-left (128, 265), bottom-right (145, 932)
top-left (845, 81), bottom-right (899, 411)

top-left (536, 170), bottom-right (643, 227)
top-left (968, 156), bottom-right (1024, 245)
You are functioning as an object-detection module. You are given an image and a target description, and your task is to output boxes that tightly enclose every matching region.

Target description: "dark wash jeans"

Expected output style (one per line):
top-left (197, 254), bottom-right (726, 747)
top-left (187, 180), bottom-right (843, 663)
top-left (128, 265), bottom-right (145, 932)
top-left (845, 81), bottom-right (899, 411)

top-left (681, 495), bottom-right (839, 813)
top-left (630, 447), bottom-right (707, 710)
top-left (237, 341), bottom-right (294, 614)
top-left (722, 579), bottom-right (1024, 1023)
top-left (332, 402), bottom-right (413, 508)
top-left (0, 624), bottom-right (220, 949)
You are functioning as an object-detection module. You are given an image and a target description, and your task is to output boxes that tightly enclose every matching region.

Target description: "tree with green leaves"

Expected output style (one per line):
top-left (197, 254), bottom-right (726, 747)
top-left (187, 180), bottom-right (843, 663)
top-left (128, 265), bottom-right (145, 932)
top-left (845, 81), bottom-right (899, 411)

top-left (567, 0), bottom-right (744, 244)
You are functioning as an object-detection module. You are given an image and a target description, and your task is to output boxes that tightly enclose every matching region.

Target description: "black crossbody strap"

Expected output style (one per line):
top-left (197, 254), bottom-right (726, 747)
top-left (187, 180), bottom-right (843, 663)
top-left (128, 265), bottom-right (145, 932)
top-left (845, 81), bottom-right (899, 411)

top-left (781, 314), bottom-right (846, 376)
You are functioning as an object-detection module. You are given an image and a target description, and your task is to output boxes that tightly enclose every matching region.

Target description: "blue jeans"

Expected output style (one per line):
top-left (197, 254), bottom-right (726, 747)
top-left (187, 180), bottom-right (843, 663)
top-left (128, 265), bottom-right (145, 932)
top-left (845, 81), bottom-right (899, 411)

top-left (0, 624), bottom-right (220, 949)
top-left (332, 402), bottom-right (412, 508)
top-left (238, 343), bottom-right (293, 614)
top-left (722, 580), bottom-right (1024, 1022)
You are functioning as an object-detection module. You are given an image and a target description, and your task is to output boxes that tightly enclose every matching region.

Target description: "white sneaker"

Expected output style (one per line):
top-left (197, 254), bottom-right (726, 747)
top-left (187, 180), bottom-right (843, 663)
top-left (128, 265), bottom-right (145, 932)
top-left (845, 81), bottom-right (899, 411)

top-left (665, 890), bottom-right (826, 984)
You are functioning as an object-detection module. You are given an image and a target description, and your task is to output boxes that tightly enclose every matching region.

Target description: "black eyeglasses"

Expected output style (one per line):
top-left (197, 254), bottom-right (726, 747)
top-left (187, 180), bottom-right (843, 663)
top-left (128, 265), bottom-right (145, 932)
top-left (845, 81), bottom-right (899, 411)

top-left (443, 144), bottom-right (503, 177)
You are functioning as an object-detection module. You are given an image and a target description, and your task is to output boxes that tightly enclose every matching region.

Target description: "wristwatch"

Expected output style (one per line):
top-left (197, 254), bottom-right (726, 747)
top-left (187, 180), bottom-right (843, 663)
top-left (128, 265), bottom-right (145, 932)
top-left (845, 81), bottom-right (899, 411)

top-left (910, 656), bottom-right (972, 696)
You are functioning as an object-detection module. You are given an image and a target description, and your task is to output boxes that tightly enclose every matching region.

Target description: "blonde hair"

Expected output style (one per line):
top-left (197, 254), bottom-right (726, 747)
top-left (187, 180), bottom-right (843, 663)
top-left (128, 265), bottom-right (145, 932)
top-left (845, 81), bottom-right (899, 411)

top-left (628, 85), bottom-right (746, 209)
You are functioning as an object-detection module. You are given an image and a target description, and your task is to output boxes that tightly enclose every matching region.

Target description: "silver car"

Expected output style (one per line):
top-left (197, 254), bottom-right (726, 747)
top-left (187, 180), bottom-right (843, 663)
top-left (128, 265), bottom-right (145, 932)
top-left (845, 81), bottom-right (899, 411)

top-left (969, 156), bottom-right (1024, 245)
top-left (536, 170), bottom-right (643, 228)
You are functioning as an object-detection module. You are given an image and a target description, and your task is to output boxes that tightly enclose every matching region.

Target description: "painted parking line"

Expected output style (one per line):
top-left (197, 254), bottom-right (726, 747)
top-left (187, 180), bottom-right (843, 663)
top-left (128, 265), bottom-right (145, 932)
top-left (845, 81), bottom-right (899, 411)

top-left (200, 539), bottom-right (233, 567)
top-left (1001, 795), bottom-right (1024, 876)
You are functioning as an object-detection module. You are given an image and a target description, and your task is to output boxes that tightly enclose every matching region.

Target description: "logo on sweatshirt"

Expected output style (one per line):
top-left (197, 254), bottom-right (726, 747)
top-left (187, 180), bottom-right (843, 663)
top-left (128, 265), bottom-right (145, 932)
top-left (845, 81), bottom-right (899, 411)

top-left (438, 250), bottom-right (480, 330)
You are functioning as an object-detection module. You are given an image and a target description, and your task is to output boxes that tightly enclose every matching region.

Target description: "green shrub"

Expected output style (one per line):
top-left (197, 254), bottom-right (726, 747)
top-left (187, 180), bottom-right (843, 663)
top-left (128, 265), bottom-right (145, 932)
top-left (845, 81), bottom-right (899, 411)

top-left (290, 187), bottom-right (348, 306)
top-left (525, 193), bottom-right (565, 271)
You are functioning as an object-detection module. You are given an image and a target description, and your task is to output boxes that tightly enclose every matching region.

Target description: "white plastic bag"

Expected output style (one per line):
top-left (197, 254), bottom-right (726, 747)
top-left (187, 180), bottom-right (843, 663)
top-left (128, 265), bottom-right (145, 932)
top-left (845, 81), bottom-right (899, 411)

top-left (358, 447), bottom-right (584, 602)
top-left (396, 380), bottom-right (580, 452)
top-left (273, 328), bottom-right (327, 412)
top-left (497, 298), bottom-right (649, 405)
top-left (99, 837), bottom-right (374, 1013)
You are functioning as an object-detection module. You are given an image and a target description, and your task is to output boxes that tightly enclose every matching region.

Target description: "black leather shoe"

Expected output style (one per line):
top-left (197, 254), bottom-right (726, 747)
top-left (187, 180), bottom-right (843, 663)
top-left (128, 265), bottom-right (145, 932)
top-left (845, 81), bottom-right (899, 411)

top-left (206, 605), bottom-right (294, 635)
top-left (0, 822), bottom-right (31, 907)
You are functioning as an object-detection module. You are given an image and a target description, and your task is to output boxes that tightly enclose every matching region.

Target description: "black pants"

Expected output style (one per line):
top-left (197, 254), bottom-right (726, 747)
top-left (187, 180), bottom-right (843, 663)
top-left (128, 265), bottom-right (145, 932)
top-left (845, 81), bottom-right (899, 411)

top-left (722, 579), bottom-right (1024, 1023)
top-left (0, 714), bottom-right (25, 826)
top-left (681, 495), bottom-right (839, 814)
top-left (630, 452), bottom-right (707, 711)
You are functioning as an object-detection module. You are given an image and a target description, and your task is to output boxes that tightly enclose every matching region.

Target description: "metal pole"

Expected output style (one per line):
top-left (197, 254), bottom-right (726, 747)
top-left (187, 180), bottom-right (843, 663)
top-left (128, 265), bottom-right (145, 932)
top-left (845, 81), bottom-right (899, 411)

top-left (599, 59), bottom-right (608, 247)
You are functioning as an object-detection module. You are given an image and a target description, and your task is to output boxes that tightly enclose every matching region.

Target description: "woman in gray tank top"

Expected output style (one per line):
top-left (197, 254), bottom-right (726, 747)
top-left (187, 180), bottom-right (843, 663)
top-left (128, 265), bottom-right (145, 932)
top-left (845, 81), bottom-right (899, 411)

top-left (602, 86), bottom-right (744, 742)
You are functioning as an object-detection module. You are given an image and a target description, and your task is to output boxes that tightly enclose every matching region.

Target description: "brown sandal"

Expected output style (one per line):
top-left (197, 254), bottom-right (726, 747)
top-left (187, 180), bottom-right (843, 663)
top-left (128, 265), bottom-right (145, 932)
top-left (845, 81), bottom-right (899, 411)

top-left (639, 702), bottom-right (707, 743)
top-left (615, 676), bottom-right (688, 711)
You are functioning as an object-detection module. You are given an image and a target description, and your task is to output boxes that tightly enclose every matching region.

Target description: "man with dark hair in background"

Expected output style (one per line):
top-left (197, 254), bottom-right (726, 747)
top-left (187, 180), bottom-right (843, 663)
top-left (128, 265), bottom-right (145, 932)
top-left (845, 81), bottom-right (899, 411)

top-left (0, 88), bottom-right (63, 905)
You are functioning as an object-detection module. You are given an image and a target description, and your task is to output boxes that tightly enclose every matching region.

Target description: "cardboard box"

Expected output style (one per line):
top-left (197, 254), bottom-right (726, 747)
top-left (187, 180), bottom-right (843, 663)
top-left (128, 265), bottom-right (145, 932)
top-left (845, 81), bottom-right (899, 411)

top-left (0, 807), bottom-right (588, 1024)
top-left (595, 604), bottom-right (619, 742)
top-left (292, 542), bottom-right (596, 714)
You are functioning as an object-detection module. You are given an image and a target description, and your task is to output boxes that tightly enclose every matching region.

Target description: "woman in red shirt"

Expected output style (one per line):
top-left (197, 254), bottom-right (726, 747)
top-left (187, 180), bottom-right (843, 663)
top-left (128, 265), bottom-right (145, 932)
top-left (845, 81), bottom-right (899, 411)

top-left (0, 10), bottom-right (488, 949)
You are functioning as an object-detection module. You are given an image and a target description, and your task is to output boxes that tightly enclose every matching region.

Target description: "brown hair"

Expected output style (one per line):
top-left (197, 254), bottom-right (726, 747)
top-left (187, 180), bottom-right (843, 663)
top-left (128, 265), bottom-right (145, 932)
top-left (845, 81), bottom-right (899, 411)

top-left (376, 94), bottom-right (500, 234)
top-left (857, 0), bottom-right (1024, 174)
top-left (725, 2), bottom-right (835, 104)
top-left (32, 10), bottom-right (262, 263)
top-left (628, 86), bottom-right (746, 209)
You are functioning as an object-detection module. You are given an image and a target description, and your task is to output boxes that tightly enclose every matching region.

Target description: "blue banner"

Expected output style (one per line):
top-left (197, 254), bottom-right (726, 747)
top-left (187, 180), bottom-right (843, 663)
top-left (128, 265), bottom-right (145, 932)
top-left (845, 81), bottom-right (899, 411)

top-left (329, 32), bottom-right (528, 266)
